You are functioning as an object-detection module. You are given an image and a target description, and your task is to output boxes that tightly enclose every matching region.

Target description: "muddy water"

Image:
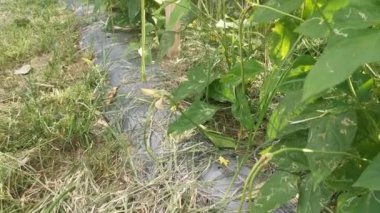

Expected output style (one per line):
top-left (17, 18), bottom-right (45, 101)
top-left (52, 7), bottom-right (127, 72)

top-left (64, 2), bottom-right (296, 212)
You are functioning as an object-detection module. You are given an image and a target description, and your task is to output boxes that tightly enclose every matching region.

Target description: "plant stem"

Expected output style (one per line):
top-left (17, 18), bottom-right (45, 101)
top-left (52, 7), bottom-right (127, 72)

top-left (238, 5), bottom-right (252, 94)
top-left (238, 154), bottom-right (272, 212)
top-left (141, 0), bottom-right (147, 82)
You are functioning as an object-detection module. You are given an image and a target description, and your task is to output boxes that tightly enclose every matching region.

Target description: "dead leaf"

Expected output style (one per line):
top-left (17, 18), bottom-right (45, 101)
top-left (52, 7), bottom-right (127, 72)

top-left (141, 88), bottom-right (169, 98)
top-left (95, 117), bottom-right (109, 128)
top-left (106, 87), bottom-right (118, 105)
top-left (154, 98), bottom-right (165, 110)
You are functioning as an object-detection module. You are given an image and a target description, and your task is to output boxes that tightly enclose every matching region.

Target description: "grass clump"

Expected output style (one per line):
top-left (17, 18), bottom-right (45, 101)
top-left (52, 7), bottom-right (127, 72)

top-left (0, 0), bottom-right (113, 211)
top-left (0, 1), bottom-right (217, 212)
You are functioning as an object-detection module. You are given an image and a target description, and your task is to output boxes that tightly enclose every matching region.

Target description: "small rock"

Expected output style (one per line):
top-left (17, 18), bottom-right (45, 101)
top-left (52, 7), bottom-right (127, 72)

top-left (14, 64), bottom-right (32, 75)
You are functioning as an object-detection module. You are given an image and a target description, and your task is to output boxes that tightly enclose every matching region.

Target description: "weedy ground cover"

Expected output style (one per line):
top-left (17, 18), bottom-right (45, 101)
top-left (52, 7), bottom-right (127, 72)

top-left (0, 0), bottom-right (114, 210)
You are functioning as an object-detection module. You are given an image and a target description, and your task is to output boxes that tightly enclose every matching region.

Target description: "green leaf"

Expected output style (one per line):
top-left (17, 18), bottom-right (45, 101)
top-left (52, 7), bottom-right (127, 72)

top-left (172, 64), bottom-right (218, 102)
top-left (302, 0), bottom-right (348, 20)
top-left (269, 130), bottom-right (309, 172)
top-left (252, 0), bottom-right (303, 23)
top-left (357, 78), bottom-right (375, 100)
top-left (306, 110), bottom-right (357, 185)
top-left (327, 158), bottom-right (367, 191)
top-left (270, 19), bottom-right (298, 60)
top-left (303, 29), bottom-right (380, 100)
top-left (288, 55), bottom-right (316, 77)
top-left (334, 0), bottom-right (380, 30)
top-left (302, 0), bottom-right (315, 18)
top-left (220, 59), bottom-right (264, 85)
top-left (353, 153), bottom-right (380, 190)
top-left (321, 0), bottom-right (349, 20)
top-left (266, 91), bottom-right (306, 139)
top-left (253, 171), bottom-right (298, 213)
top-left (231, 86), bottom-right (254, 131)
top-left (279, 55), bottom-right (316, 93)
top-left (127, 0), bottom-right (140, 22)
top-left (168, 101), bottom-right (219, 135)
top-left (297, 176), bottom-right (333, 213)
top-left (203, 130), bottom-right (236, 149)
top-left (337, 191), bottom-right (380, 213)
top-left (294, 17), bottom-right (329, 38)
top-left (208, 80), bottom-right (235, 103)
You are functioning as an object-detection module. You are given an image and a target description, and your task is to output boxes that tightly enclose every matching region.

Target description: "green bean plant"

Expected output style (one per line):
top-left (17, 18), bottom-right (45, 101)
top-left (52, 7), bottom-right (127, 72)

top-left (167, 0), bottom-right (380, 212)
top-left (94, 0), bottom-right (197, 81)
top-left (96, 0), bottom-right (380, 211)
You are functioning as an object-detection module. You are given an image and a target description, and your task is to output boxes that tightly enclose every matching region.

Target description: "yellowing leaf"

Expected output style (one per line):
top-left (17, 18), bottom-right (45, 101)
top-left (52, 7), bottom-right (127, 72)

top-left (170, 105), bottom-right (177, 112)
top-left (141, 88), bottom-right (169, 98)
top-left (218, 156), bottom-right (230, 167)
top-left (272, 20), bottom-right (297, 60)
top-left (81, 57), bottom-right (94, 66)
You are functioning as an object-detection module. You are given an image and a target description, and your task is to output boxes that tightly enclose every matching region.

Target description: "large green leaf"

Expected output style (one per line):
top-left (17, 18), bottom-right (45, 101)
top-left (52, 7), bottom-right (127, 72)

top-left (353, 153), bottom-right (380, 190)
top-left (294, 17), bottom-right (329, 38)
top-left (251, 0), bottom-right (303, 23)
top-left (220, 59), bottom-right (264, 85)
top-left (168, 101), bottom-right (219, 135)
top-left (231, 86), bottom-right (254, 131)
top-left (337, 191), bottom-right (380, 213)
top-left (334, 0), bottom-right (380, 30)
top-left (208, 79), bottom-right (235, 103)
top-left (268, 130), bottom-right (309, 172)
top-left (327, 158), bottom-right (367, 191)
top-left (297, 176), bottom-right (333, 213)
top-left (252, 171), bottom-right (298, 213)
top-left (320, 0), bottom-right (349, 20)
top-left (306, 110), bottom-right (357, 185)
top-left (127, 0), bottom-right (140, 22)
top-left (172, 64), bottom-right (218, 102)
top-left (203, 130), bottom-right (236, 149)
top-left (303, 29), bottom-right (380, 100)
